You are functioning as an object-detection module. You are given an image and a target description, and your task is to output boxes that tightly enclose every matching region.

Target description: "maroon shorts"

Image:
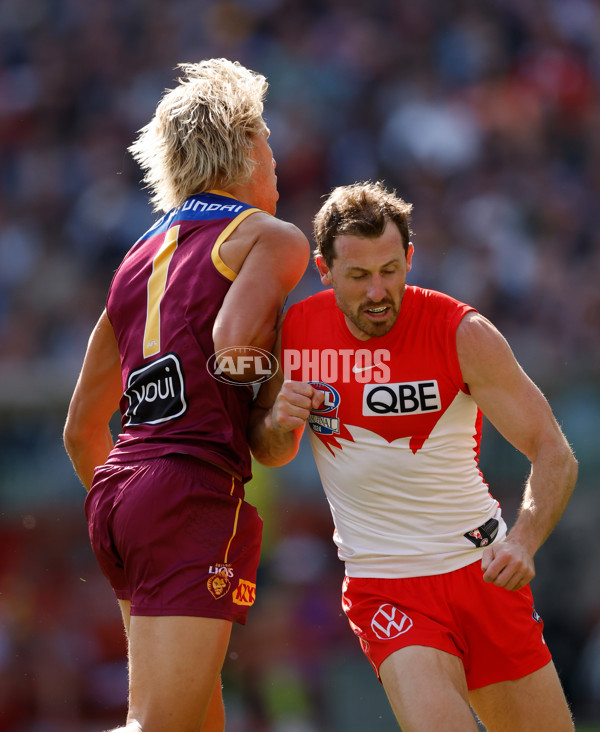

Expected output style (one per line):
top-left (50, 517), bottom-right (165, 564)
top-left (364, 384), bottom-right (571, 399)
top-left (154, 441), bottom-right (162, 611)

top-left (342, 560), bottom-right (552, 690)
top-left (85, 455), bottom-right (262, 624)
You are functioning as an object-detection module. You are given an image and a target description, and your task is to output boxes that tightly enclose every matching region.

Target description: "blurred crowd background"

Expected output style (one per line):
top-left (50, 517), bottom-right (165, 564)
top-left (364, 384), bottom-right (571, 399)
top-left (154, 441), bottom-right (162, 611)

top-left (0, 0), bottom-right (599, 730)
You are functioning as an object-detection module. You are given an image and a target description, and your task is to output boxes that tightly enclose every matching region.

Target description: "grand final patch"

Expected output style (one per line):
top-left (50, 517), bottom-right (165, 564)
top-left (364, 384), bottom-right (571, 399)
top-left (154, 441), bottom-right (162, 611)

top-left (308, 382), bottom-right (341, 435)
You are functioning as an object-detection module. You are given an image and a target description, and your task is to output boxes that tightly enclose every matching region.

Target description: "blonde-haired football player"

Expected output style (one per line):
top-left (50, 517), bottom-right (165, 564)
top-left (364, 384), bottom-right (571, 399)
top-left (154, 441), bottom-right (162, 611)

top-left (65, 58), bottom-right (309, 732)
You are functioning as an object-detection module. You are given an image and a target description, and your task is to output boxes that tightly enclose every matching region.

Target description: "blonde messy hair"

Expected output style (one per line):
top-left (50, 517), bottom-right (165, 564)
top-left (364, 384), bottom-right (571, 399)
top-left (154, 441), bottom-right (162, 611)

top-left (129, 58), bottom-right (268, 213)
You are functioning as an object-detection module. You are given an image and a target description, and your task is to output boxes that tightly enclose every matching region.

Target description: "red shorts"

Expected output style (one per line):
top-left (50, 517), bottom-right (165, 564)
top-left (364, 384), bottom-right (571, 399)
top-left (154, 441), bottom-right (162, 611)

top-left (85, 455), bottom-right (262, 624)
top-left (342, 561), bottom-right (552, 690)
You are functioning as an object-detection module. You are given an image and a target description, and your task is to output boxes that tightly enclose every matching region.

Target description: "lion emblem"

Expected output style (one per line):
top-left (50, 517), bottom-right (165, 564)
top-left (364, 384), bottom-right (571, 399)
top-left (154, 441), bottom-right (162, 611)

top-left (207, 569), bottom-right (231, 599)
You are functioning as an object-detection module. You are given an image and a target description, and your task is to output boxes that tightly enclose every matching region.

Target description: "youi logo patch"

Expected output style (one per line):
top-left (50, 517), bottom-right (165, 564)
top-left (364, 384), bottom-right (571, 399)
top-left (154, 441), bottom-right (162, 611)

top-left (124, 352), bottom-right (187, 426)
top-left (308, 382), bottom-right (341, 435)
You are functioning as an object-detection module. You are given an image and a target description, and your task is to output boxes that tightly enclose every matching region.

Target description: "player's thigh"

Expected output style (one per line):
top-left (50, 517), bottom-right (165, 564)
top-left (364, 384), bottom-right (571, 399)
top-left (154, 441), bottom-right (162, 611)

top-left (379, 645), bottom-right (479, 732)
top-left (469, 660), bottom-right (574, 732)
top-left (126, 615), bottom-right (232, 732)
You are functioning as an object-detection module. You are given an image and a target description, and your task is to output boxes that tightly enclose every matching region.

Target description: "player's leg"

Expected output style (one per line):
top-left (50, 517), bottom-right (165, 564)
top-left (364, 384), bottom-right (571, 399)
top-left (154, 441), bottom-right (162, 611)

top-left (124, 614), bottom-right (231, 732)
top-left (118, 598), bottom-right (131, 636)
top-left (469, 660), bottom-right (574, 732)
top-left (202, 677), bottom-right (226, 732)
top-left (109, 600), bottom-right (225, 732)
top-left (379, 645), bottom-right (480, 732)
top-left (99, 459), bottom-right (260, 731)
top-left (108, 599), bottom-right (135, 731)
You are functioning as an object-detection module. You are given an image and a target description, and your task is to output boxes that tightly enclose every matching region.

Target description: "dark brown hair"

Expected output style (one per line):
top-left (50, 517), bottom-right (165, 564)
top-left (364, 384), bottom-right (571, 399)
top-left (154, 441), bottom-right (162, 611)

top-left (314, 181), bottom-right (414, 266)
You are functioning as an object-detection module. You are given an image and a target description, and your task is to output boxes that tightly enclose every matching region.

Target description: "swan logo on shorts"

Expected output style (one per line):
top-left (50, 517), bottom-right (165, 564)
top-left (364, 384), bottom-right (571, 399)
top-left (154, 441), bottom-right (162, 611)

top-left (207, 568), bottom-right (231, 600)
top-left (308, 382), bottom-right (341, 435)
top-left (371, 604), bottom-right (414, 639)
top-left (232, 579), bottom-right (256, 607)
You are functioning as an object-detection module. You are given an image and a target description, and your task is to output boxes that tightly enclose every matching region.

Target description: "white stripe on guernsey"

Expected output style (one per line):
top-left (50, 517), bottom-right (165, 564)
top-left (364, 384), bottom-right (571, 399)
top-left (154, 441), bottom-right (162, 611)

top-left (308, 390), bottom-right (506, 578)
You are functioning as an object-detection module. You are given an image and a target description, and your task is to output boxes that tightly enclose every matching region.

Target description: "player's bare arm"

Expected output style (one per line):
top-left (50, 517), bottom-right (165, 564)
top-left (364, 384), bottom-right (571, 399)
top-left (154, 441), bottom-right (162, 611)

top-left (248, 329), bottom-right (324, 466)
top-left (63, 309), bottom-right (123, 490)
top-left (213, 214), bottom-right (310, 374)
top-left (456, 312), bottom-right (578, 591)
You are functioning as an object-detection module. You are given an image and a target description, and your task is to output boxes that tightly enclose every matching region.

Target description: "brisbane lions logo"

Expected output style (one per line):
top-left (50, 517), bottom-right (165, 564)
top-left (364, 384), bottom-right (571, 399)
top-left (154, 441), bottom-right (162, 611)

top-left (207, 568), bottom-right (231, 600)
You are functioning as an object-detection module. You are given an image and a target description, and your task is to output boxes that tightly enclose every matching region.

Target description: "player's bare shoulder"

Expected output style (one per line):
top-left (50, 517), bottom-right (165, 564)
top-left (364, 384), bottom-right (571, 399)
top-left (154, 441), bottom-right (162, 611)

top-left (248, 213), bottom-right (310, 290)
top-left (457, 312), bottom-right (508, 353)
top-left (243, 211), bottom-right (309, 252)
top-left (456, 311), bottom-right (518, 388)
top-left (221, 211), bottom-right (309, 278)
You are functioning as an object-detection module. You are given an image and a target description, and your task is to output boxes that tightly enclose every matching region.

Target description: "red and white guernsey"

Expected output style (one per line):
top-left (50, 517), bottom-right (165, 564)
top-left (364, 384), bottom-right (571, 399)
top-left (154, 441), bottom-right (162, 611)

top-left (281, 286), bottom-right (507, 578)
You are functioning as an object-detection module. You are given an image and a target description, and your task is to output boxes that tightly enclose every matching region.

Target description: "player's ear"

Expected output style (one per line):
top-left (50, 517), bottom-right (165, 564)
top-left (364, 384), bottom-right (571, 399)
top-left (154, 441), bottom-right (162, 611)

top-left (406, 242), bottom-right (414, 272)
top-left (315, 254), bottom-right (332, 286)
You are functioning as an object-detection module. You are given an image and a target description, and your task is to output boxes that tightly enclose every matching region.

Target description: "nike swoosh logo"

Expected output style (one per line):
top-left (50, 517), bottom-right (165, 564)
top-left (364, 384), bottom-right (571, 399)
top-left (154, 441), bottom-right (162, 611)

top-left (352, 362), bottom-right (383, 374)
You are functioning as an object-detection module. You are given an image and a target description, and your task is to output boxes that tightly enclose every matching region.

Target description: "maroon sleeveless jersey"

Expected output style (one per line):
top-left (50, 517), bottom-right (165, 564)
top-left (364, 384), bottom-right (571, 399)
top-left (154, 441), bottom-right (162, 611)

top-left (106, 191), bottom-right (262, 481)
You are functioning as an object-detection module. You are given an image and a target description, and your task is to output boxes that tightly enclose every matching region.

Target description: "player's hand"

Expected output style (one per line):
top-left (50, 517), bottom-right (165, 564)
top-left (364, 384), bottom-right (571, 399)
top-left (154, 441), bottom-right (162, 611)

top-left (268, 380), bottom-right (324, 433)
top-left (481, 538), bottom-right (535, 591)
